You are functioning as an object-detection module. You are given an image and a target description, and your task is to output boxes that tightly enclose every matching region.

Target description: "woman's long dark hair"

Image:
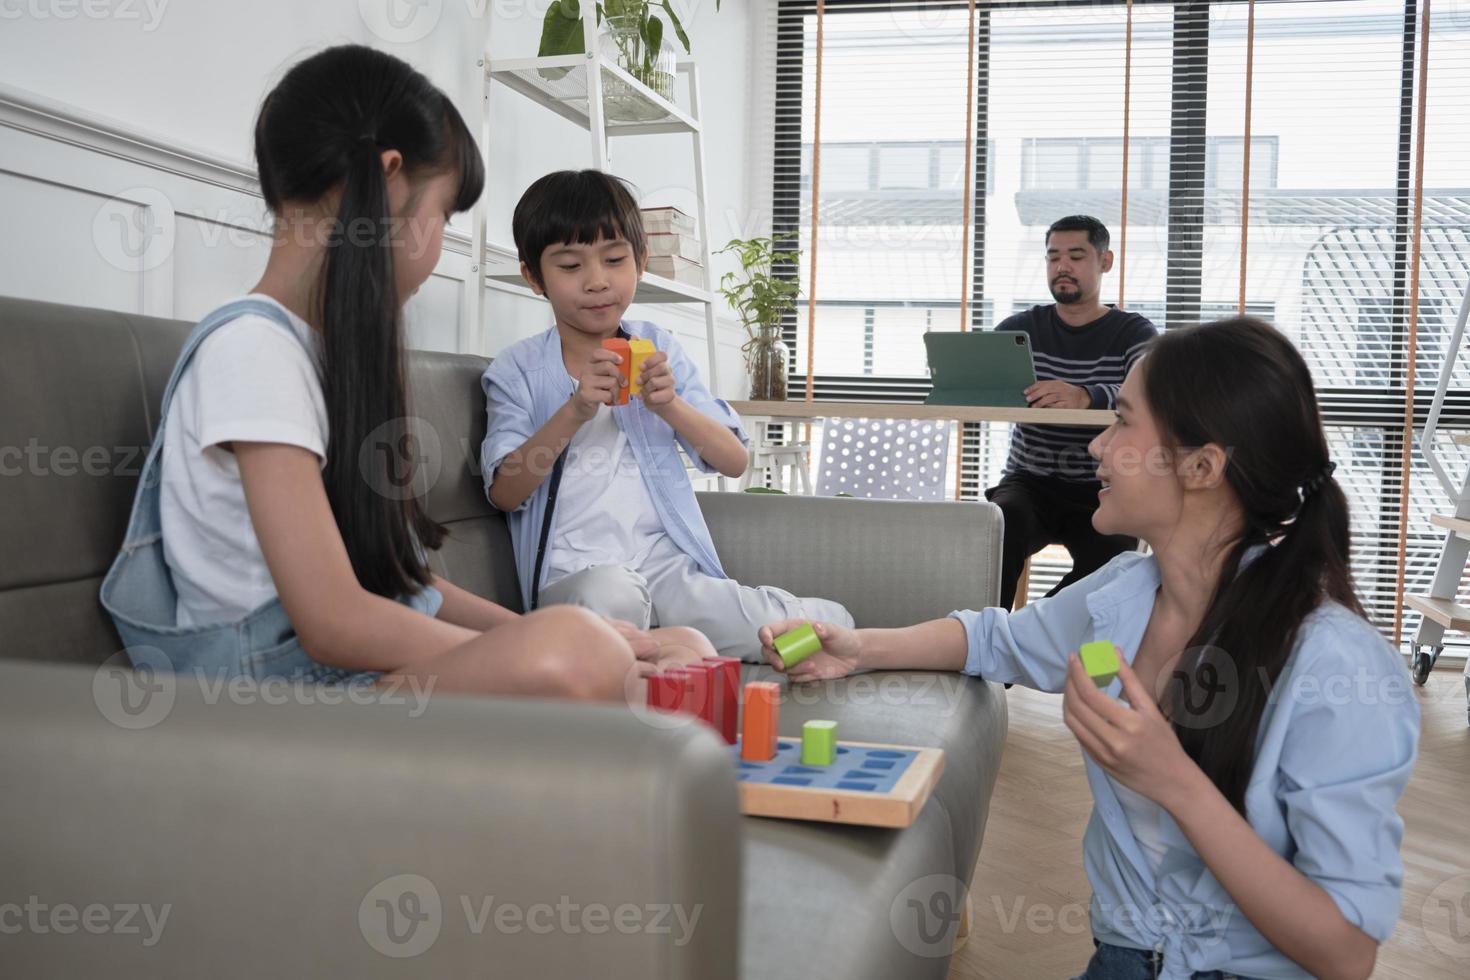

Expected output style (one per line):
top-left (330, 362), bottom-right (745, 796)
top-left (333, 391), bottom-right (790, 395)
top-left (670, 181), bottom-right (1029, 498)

top-left (1142, 317), bottom-right (1363, 814)
top-left (253, 45), bottom-right (484, 599)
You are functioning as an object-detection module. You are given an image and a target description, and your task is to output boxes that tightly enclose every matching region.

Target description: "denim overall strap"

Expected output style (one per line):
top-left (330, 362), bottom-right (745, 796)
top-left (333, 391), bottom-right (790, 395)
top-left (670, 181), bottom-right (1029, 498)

top-left (99, 300), bottom-right (318, 674)
top-left (145, 300), bottom-right (301, 495)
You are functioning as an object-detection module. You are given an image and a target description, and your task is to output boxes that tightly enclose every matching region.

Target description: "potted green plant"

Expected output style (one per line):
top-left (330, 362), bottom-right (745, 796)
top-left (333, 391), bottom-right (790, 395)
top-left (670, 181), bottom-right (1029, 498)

top-left (538, 0), bottom-right (720, 119)
top-left (717, 234), bottom-right (801, 401)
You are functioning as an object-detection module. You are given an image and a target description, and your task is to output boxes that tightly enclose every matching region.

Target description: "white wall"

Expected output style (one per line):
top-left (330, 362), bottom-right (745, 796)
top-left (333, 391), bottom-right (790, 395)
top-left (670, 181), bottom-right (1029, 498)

top-left (0, 0), bottom-right (761, 395)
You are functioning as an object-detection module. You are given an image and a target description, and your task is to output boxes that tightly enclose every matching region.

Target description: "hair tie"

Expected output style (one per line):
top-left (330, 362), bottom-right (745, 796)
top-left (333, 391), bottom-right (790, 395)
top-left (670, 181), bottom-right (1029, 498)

top-left (1300, 460), bottom-right (1337, 499)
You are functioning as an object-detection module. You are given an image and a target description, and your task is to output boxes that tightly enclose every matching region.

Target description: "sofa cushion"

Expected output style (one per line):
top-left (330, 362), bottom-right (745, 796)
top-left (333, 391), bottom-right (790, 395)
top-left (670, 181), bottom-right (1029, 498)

top-left (741, 797), bottom-right (962, 980)
top-left (696, 492), bottom-right (1003, 629)
top-left (0, 296), bottom-right (186, 663)
top-left (406, 349), bottom-right (521, 611)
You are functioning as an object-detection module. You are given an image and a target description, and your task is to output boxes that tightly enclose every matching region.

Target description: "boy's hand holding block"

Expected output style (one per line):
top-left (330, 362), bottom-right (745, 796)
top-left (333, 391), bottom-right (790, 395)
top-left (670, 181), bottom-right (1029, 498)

top-left (602, 337), bottom-right (632, 405)
top-left (1080, 641), bottom-right (1120, 688)
top-left (773, 624), bottom-right (822, 670)
top-left (627, 339), bottom-right (656, 398)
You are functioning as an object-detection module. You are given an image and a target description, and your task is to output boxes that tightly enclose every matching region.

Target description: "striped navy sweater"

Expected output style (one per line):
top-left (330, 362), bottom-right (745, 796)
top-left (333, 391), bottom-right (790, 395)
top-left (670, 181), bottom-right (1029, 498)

top-left (998, 304), bottom-right (1158, 484)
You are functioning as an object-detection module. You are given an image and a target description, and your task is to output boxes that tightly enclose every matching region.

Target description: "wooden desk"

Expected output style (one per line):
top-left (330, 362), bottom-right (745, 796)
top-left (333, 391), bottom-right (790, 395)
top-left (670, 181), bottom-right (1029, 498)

top-left (730, 400), bottom-right (1115, 428)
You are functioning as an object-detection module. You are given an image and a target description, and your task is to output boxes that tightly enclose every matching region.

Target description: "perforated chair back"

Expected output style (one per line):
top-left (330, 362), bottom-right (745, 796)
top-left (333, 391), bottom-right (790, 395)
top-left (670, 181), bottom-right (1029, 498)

top-left (814, 417), bottom-right (953, 500)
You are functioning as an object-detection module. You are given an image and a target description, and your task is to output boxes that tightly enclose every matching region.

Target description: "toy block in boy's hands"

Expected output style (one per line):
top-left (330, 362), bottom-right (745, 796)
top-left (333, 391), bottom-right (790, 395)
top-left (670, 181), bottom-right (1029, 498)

top-left (772, 624), bottom-right (822, 670)
top-left (627, 339), bottom-right (656, 399)
top-left (703, 656), bottom-right (741, 745)
top-left (740, 681), bottom-right (780, 762)
top-left (1080, 641), bottom-right (1121, 688)
top-left (800, 719), bottom-right (838, 766)
top-left (602, 337), bottom-right (632, 405)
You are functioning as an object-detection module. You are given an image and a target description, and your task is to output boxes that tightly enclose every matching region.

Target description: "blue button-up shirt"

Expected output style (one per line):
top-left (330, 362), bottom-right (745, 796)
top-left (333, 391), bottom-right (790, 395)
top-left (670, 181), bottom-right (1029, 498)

top-left (951, 550), bottom-right (1420, 979)
top-left (481, 320), bottom-right (747, 611)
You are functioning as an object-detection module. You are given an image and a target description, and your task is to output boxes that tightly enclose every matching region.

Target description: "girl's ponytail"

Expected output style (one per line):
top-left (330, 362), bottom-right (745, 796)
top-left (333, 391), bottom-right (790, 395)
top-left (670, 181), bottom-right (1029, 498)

top-left (1143, 318), bottom-right (1365, 813)
top-left (254, 46), bottom-right (484, 599)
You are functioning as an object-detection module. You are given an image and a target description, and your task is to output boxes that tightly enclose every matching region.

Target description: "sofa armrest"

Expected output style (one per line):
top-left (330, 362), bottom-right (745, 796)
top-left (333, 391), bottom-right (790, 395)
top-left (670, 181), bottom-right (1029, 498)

top-left (0, 660), bottom-right (740, 980)
top-left (697, 493), bottom-right (1002, 627)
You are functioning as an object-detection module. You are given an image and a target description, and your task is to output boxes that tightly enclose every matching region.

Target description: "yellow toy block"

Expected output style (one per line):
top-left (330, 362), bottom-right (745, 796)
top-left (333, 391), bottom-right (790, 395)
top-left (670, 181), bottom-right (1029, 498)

top-left (628, 339), bottom-right (656, 397)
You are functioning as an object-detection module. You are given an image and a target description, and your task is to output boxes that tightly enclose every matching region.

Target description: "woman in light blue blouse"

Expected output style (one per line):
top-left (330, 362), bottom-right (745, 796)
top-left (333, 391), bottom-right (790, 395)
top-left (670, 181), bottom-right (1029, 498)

top-left (759, 317), bottom-right (1420, 980)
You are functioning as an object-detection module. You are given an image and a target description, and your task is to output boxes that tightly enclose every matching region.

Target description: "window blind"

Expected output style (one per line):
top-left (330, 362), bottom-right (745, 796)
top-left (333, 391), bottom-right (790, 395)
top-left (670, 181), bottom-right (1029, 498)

top-left (773, 0), bottom-right (1470, 640)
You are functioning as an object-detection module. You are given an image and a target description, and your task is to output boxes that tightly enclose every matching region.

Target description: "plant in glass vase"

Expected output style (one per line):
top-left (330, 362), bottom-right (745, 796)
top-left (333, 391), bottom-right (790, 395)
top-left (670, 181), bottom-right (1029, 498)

top-left (717, 235), bottom-right (800, 401)
top-left (538, 0), bottom-right (720, 119)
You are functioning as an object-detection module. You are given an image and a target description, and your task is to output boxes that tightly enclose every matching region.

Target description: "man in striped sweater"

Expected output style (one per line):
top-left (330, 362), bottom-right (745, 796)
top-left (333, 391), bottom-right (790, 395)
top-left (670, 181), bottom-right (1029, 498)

top-left (987, 215), bottom-right (1158, 609)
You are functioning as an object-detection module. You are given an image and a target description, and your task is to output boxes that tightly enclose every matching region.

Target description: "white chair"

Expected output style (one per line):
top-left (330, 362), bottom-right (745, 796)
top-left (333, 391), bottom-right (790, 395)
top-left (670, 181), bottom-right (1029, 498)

top-left (814, 418), bottom-right (953, 501)
top-left (738, 417), bottom-right (814, 494)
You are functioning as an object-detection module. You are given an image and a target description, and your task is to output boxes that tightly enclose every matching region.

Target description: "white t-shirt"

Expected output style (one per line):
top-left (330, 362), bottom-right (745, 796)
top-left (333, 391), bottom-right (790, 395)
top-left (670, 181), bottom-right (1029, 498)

top-left (543, 402), bottom-right (667, 586)
top-left (1113, 780), bottom-right (1170, 874)
top-left (160, 295), bottom-right (328, 628)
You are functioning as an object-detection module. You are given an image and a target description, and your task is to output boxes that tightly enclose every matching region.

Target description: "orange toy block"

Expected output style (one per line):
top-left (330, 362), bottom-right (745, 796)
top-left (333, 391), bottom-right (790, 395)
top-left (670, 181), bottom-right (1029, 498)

top-left (627, 339), bottom-right (656, 398)
top-left (740, 681), bottom-right (781, 762)
top-left (602, 337), bottom-right (632, 405)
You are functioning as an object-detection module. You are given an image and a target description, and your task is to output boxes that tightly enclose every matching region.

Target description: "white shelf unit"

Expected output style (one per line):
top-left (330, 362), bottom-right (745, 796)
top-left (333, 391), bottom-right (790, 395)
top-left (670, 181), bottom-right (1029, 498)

top-left (464, 16), bottom-right (722, 392)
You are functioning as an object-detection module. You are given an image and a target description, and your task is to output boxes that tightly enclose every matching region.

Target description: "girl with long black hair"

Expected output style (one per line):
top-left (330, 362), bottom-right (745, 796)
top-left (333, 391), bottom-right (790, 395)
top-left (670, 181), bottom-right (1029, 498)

top-left (103, 45), bottom-right (708, 697)
top-left (757, 317), bottom-right (1419, 979)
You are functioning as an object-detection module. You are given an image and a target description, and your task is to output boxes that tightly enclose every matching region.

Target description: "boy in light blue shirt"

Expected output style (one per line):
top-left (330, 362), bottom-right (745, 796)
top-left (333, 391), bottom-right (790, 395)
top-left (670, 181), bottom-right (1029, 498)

top-left (481, 170), bottom-right (853, 661)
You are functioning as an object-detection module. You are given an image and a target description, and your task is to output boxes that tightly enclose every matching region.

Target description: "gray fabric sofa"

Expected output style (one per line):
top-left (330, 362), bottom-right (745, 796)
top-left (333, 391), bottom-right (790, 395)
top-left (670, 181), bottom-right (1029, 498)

top-left (0, 295), bottom-right (1009, 979)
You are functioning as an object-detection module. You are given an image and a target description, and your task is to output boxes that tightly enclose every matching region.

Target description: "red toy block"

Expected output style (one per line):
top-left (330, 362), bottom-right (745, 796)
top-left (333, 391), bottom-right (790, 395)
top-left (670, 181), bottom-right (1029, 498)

top-left (602, 337), bottom-right (632, 405)
top-left (682, 663), bottom-right (717, 726)
top-left (740, 681), bottom-right (780, 762)
top-left (702, 657), bottom-right (741, 744)
top-left (647, 670), bottom-right (687, 712)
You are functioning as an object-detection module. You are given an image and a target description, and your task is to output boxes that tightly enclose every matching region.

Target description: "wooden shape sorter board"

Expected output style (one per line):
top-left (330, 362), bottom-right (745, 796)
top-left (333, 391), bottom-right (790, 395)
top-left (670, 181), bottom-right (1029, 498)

top-left (732, 737), bottom-right (945, 829)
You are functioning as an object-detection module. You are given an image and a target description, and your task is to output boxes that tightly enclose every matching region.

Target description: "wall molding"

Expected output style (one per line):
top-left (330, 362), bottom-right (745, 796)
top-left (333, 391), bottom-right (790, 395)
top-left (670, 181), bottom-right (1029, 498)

top-left (0, 82), bottom-right (745, 374)
top-left (0, 81), bottom-right (479, 257)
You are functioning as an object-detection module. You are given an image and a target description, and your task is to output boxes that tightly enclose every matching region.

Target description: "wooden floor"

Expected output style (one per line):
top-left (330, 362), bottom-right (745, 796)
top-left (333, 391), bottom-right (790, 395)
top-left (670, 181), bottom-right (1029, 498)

top-left (947, 668), bottom-right (1470, 980)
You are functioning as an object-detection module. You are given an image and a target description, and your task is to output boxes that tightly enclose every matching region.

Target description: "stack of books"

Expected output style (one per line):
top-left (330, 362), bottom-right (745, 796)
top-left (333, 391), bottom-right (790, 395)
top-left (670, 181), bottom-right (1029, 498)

top-left (641, 206), bottom-right (704, 287)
